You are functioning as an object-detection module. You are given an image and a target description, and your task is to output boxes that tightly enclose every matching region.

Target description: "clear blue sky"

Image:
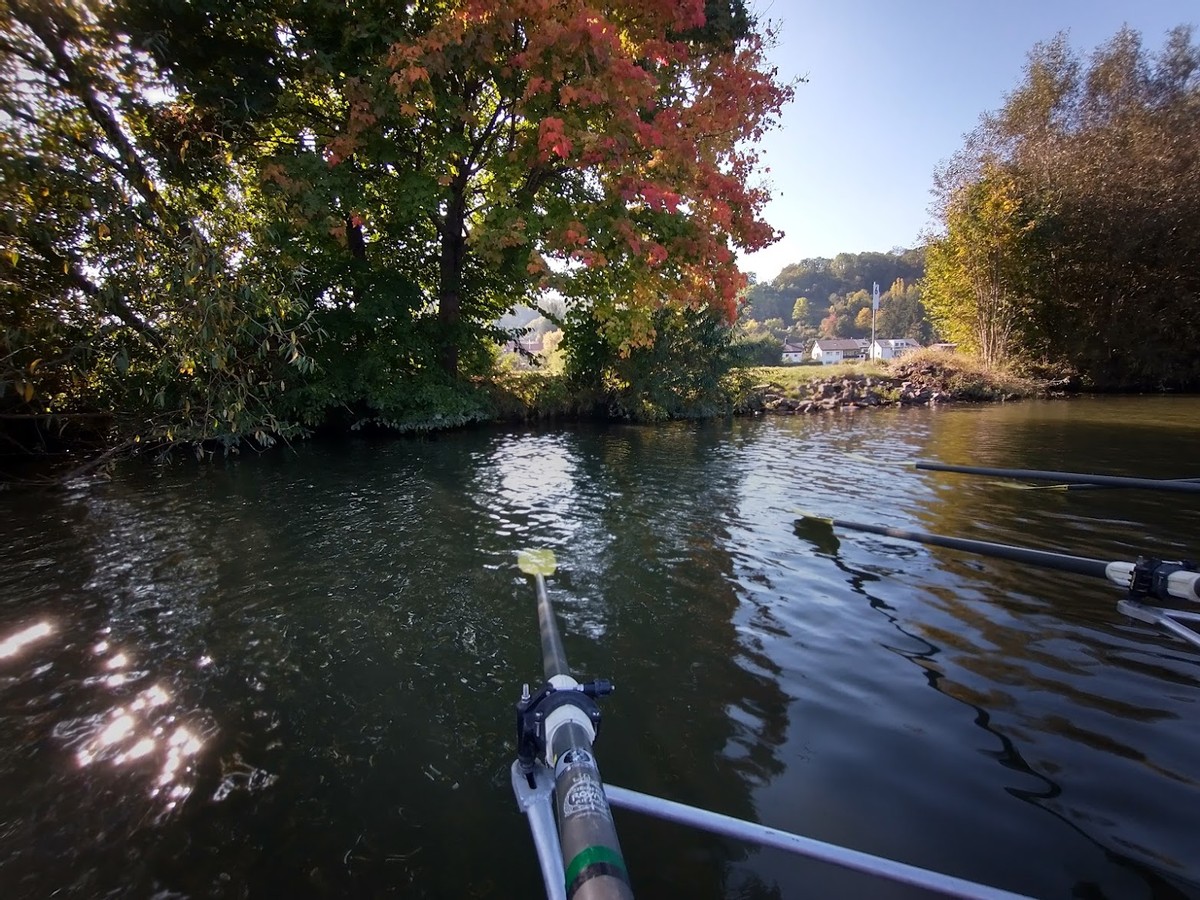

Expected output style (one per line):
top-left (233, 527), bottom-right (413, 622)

top-left (738, 0), bottom-right (1199, 282)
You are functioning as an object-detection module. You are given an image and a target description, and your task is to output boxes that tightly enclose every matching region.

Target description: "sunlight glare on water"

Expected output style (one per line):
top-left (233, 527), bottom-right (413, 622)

top-left (0, 621), bottom-right (53, 659)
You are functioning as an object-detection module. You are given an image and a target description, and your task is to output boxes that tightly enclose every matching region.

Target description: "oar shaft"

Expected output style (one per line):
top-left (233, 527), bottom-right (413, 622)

top-left (831, 519), bottom-right (1111, 579)
top-left (551, 725), bottom-right (633, 900)
top-left (523, 567), bottom-right (633, 899)
top-left (535, 573), bottom-right (570, 679)
top-left (916, 461), bottom-right (1200, 494)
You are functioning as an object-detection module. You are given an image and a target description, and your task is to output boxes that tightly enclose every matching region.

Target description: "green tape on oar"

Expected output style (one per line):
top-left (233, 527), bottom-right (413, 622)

top-left (564, 844), bottom-right (630, 897)
top-left (517, 548), bottom-right (557, 576)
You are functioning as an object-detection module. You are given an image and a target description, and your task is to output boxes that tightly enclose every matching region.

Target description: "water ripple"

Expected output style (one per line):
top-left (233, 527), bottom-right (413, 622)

top-left (0, 402), bottom-right (1198, 898)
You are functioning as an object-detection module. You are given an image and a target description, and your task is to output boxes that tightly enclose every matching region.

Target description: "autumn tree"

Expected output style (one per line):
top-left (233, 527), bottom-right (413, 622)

top-left (875, 278), bottom-right (930, 342)
top-left (924, 166), bottom-right (1035, 366)
top-left (379, 0), bottom-right (793, 376)
top-left (2, 0), bottom-right (798, 459)
top-left (750, 250), bottom-right (924, 330)
top-left (790, 296), bottom-right (811, 325)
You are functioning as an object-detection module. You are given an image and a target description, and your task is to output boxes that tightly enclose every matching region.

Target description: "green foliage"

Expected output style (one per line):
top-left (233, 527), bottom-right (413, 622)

top-left (732, 337), bottom-right (785, 367)
top-left (0, 0), bottom-right (317, 454)
top-left (934, 25), bottom-right (1200, 387)
top-left (0, 0), bottom-right (794, 463)
top-left (730, 317), bottom-right (784, 365)
top-left (925, 168), bottom-right (1034, 366)
top-left (484, 369), bottom-right (598, 422)
top-left (562, 304), bottom-right (740, 421)
top-left (875, 279), bottom-right (932, 343)
top-left (745, 249), bottom-right (930, 342)
top-left (791, 297), bottom-right (811, 325)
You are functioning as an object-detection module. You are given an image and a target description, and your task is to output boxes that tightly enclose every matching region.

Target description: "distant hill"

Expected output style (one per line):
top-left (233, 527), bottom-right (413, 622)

top-left (745, 248), bottom-right (924, 325)
top-left (496, 296), bottom-right (566, 332)
top-left (496, 306), bottom-right (541, 330)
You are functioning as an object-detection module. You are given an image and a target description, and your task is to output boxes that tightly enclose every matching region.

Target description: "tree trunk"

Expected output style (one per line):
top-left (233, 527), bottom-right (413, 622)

top-left (438, 184), bottom-right (468, 377)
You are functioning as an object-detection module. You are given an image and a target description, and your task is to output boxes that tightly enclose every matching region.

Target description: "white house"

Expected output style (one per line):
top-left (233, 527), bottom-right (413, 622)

top-left (781, 341), bottom-right (806, 364)
top-left (811, 338), bottom-right (868, 365)
top-left (870, 338), bottom-right (922, 360)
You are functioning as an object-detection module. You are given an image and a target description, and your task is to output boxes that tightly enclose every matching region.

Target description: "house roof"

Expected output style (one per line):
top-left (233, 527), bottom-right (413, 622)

top-left (814, 339), bottom-right (864, 351)
top-left (873, 338), bottom-right (922, 348)
top-left (504, 337), bottom-right (544, 353)
top-left (782, 342), bottom-right (805, 353)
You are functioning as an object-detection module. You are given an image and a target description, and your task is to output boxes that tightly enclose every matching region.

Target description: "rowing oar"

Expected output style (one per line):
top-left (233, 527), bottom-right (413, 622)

top-left (915, 461), bottom-right (1200, 494)
top-left (514, 549), bottom-right (633, 900)
top-left (795, 518), bottom-right (1200, 649)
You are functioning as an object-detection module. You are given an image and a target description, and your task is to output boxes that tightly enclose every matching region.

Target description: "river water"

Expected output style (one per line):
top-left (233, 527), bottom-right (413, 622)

top-left (1, 397), bottom-right (1198, 899)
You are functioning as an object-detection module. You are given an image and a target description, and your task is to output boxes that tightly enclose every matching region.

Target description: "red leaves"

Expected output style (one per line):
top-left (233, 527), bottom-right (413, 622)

top-left (559, 220), bottom-right (589, 247)
top-left (523, 76), bottom-right (553, 100)
top-left (637, 184), bottom-right (681, 213)
top-left (375, 0), bottom-right (791, 331)
top-left (537, 117), bottom-right (573, 161)
top-left (670, 0), bottom-right (707, 30)
top-left (645, 242), bottom-right (668, 266)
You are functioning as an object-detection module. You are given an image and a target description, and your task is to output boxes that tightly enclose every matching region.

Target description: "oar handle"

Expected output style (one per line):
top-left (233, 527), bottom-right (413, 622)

top-left (519, 561), bottom-right (633, 900)
top-left (1104, 562), bottom-right (1200, 604)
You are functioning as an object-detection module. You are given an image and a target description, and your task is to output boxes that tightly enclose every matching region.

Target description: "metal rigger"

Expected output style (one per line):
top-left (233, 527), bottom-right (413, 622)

top-left (511, 548), bottom-right (1036, 900)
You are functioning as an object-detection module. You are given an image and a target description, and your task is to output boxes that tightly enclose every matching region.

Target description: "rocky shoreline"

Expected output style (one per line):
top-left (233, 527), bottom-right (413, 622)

top-left (759, 374), bottom-right (955, 413)
top-left (747, 358), bottom-right (1054, 415)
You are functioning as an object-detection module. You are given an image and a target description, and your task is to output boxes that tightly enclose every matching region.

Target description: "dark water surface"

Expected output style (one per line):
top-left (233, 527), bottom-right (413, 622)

top-left (2, 397), bottom-right (1199, 899)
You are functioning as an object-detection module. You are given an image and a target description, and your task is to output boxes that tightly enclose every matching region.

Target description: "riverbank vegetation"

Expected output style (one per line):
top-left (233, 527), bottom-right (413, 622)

top-left (738, 250), bottom-right (932, 359)
top-left (925, 27), bottom-right (1200, 389)
top-left (3, 9), bottom-right (1196, 474)
top-left (0, 0), bottom-right (792, 467)
top-left (483, 347), bottom-right (1039, 423)
top-left (734, 350), bottom-right (1038, 414)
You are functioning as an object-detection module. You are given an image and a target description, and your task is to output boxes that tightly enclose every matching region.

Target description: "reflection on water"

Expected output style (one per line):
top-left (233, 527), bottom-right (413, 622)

top-left (0, 398), bottom-right (1198, 899)
top-left (63, 678), bottom-right (205, 811)
top-left (0, 621), bottom-right (53, 659)
top-left (810, 519), bottom-right (1195, 898)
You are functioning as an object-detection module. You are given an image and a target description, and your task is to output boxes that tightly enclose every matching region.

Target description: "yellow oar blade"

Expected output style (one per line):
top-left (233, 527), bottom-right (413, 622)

top-left (517, 548), bottom-right (557, 576)
top-left (792, 509), bottom-right (832, 523)
top-left (792, 514), bottom-right (841, 556)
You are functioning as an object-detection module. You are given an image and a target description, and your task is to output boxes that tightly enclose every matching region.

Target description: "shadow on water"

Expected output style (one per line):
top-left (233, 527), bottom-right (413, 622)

top-left (793, 516), bottom-right (1196, 899)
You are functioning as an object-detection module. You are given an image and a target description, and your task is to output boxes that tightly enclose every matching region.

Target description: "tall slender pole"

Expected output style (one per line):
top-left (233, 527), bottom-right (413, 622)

top-left (870, 281), bottom-right (878, 361)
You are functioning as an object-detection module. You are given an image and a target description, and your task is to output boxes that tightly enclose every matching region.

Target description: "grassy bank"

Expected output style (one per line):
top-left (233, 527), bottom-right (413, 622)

top-left (733, 350), bottom-right (1039, 409)
top-left (481, 350), bottom-right (1041, 424)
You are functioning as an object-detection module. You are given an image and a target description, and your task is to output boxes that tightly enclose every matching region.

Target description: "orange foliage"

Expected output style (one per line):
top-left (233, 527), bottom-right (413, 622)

top-left (370, 0), bottom-right (793, 348)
